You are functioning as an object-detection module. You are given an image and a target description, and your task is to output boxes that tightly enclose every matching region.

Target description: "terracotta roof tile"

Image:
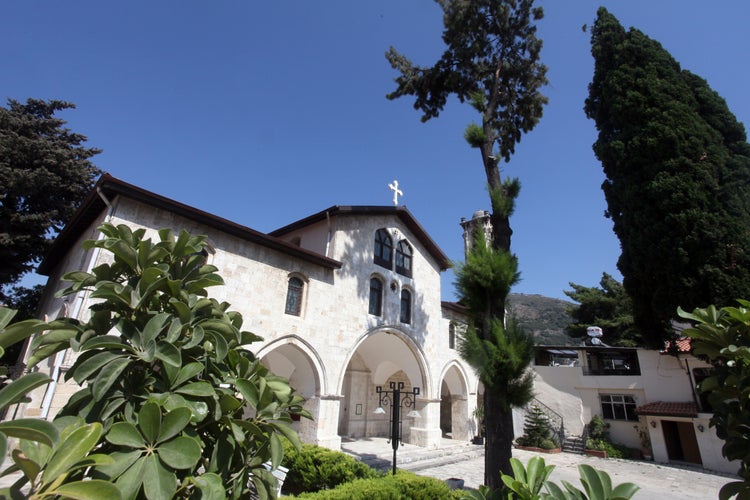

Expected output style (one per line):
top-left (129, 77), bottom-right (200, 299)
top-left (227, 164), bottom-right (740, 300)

top-left (635, 401), bottom-right (698, 417)
top-left (662, 337), bottom-right (692, 354)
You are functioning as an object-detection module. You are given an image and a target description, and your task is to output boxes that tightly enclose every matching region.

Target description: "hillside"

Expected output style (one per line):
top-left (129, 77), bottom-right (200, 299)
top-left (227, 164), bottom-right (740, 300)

top-left (507, 293), bottom-right (575, 346)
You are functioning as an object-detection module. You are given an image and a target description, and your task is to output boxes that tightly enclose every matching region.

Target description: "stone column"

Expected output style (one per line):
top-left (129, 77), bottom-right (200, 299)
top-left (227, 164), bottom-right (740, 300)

top-left (313, 395), bottom-right (343, 450)
top-left (409, 398), bottom-right (443, 449)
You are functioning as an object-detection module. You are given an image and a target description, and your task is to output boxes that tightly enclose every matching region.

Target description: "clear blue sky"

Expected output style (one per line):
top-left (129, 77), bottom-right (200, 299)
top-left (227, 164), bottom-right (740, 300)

top-left (4, 1), bottom-right (749, 301)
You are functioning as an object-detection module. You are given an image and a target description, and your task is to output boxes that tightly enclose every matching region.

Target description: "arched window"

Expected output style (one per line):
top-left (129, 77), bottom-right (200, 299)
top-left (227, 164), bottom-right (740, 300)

top-left (395, 240), bottom-right (412, 277)
top-left (285, 276), bottom-right (304, 316)
top-left (449, 322), bottom-right (456, 349)
top-left (374, 229), bottom-right (393, 268)
top-left (400, 289), bottom-right (411, 324)
top-left (369, 277), bottom-right (383, 316)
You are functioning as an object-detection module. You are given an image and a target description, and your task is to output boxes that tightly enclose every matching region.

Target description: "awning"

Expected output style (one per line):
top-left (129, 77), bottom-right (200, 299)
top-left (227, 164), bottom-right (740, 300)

top-left (634, 401), bottom-right (698, 418)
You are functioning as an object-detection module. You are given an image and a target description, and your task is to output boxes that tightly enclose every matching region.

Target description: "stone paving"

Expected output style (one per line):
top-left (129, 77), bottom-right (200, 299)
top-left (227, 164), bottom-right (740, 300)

top-left (343, 437), bottom-right (739, 500)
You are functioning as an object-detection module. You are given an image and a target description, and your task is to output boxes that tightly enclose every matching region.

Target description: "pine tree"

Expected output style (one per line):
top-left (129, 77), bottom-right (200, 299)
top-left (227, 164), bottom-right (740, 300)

top-left (387, 0), bottom-right (547, 486)
top-left (520, 406), bottom-right (554, 448)
top-left (585, 8), bottom-right (750, 347)
top-left (564, 272), bottom-right (640, 346)
top-left (0, 98), bottom-right (101, 300)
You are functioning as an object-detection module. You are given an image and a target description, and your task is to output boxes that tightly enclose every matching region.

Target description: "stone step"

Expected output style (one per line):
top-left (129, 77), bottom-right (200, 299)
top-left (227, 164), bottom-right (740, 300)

top-left (341, 438), bottom-right (484, 473)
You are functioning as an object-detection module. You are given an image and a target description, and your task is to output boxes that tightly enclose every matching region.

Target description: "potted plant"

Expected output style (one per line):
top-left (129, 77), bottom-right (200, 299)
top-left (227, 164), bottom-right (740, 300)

top-left (634, 422), bottom-right (653, 460)
top-left (472, 404), bottom-right (485, 445)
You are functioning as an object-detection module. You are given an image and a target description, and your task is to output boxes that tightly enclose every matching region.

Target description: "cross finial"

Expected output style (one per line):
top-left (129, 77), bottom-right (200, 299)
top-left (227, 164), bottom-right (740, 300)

top-left (388, 180), bottom-right (403, 206)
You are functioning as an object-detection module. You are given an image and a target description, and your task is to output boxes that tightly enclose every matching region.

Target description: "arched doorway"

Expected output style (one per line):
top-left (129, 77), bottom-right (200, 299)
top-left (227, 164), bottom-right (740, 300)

top-left (258, 339), bottom-right (324, 445)
top-left (338, 329), bottom-right (428, 445)
top-left (439, 363), bottom-right (470, 440)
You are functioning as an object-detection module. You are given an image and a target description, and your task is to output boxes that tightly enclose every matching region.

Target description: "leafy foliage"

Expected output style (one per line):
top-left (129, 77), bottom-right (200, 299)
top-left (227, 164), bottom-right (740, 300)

top-left (280, 442), bottom-right (381, 496)
top-left (462, 457), bottom-right (638, 500)
top-left (500, 456), bottom-right (554, 500)
top-left (679, 301), bottom-right (750, 499)
top-left (289, 470), bottom-right (461, 500)
top-left (0, 98), bottom-right (101, 294)
top-left (0, 308), bottom-right (121, 499)
top-left (11, 223), bottom-right (309, 499)
top-left (564, 273), bottom-right (640, 347)
top-left (585, 8), bottom-right (750, 347)
top-left (543, 464), bottom-right (639, 500)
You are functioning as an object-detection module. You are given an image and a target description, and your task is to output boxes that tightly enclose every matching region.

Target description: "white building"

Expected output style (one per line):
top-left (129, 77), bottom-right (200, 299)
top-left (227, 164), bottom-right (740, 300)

top-left (532, 341), bottom-right (737, 475)
top-left (19, 174), bottom-right (479, 451)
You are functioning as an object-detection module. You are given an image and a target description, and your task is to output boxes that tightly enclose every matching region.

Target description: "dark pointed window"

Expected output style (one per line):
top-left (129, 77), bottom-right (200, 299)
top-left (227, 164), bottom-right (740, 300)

top-left (449, 323), bottom-right (456, 349)
top-left (374, 229), bottom-right (393, 268)
top-left (400, 289), bottom-right (411, 324)
top-left (369, 277), bottom-right (383, 316)
top-left (285, 276), bottom-right (304, 316)
top-left (395, 240), bottom-right (412, 277)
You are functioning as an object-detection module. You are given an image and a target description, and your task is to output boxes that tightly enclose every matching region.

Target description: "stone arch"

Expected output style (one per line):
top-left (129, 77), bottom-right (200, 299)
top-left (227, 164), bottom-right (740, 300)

top-left (257, 335), bottom-right (326, 444)
top-left (336, 326), bottom-right (437, 447)
top-left (438, 361), bottom-right (471, 440)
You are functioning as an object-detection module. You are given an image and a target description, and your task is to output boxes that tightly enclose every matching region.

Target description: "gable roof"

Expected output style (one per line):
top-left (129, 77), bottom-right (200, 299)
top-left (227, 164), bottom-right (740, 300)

top-left (270, 205), bottom-right (450, 271)
top-left (38, 174), bottom-right (342, 275)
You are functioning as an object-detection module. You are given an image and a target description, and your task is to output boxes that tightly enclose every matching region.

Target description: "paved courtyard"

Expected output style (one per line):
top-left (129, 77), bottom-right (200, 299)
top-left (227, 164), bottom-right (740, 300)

top-left (343, 437), bottom-right (738, 500)
top-left (416, 447), bottom-right (737, 499)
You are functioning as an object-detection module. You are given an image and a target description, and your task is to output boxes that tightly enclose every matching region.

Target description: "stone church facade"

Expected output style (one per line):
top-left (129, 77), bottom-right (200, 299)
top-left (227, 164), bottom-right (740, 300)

top-left (20, 174), bottom-right (480, 452)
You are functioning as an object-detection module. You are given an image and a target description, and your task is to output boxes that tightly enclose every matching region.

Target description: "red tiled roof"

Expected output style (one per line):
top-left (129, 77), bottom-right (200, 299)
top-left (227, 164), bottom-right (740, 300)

top-left (662, 337), bottom-right (692, 354)
top-left (635, 401), bottom-right (698, 417)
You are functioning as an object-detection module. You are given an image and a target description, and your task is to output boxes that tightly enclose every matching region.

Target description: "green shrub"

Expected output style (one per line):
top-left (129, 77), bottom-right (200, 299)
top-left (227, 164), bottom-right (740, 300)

top-left (539, 438), bottom-right (557, 450)
top-left (290, 470), bottom-right (461, 499)
top-left (585, 438), bottom-right (636, 459)
top-left (588, 415), bottom-right (609, 440)
top-left (281, 443), bottom-right (381, 495)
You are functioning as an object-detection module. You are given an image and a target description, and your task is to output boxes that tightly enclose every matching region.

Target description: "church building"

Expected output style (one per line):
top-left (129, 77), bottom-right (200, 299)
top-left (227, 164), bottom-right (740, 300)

top-left (20, 174), bottom-right (480, 452)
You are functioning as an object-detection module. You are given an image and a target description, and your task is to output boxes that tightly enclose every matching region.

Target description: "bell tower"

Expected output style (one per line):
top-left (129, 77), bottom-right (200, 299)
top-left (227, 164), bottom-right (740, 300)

top-left (459, 210), bottom-right (493, 258)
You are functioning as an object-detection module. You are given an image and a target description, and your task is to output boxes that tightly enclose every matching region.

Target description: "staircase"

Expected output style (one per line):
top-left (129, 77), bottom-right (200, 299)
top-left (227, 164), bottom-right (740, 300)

top-left (341, 438), bottom-right (484, 473)
top-left (562, 423), bottom-right (589, 454)
top-left (562, 435), bottom-right (585, 454)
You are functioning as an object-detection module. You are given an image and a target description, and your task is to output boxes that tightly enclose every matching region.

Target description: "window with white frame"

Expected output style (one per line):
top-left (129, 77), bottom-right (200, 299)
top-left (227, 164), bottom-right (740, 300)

top-left (600, 394), bottom-right (637, 421)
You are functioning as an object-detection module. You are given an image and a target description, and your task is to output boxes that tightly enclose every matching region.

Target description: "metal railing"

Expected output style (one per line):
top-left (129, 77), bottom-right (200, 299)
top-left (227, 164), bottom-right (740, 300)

top-left (526, 397), bottom-right (565, 447)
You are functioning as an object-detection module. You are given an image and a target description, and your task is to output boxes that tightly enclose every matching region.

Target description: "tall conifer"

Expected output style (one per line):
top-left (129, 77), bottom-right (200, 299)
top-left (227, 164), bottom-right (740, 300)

top-left (585, 8), bottom-right (750, 347)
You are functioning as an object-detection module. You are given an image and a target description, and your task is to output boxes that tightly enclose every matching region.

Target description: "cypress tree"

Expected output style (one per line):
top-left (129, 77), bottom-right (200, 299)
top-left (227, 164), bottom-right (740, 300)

top-left (585, 8), bottom-right (750, 347)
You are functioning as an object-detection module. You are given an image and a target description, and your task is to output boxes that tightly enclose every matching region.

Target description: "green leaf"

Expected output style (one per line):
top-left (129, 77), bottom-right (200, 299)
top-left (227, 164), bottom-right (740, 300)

top-left (269, 433), bottom-right (282, 468)
top-left (270, 421), bottom-right (301, 450)
top-left (236, 379), bottom-right (259, 407)
top-left (11, 447), bottom-right (41, 483)
top-left (0, 372), bottom-right (51, 410)
top-left (0, 433), bottom-right (6, 469)
top-left (175, 381), bottom-right (215, 397)
top-left (95, 449), bottom-right (142, 481)
top-left (157, 436), bottom-right (202, 469)
top-left (578, 464), bottom-right (606, 500)
top-left (0, 418), bottom-right (58, 446)
top-left (143, 453), bottom-right (177, 500)
top-left (42, 423), bottom-right (103, 485)
top-left (106, 422), bottom-right (145, 448)
top-left (51, 479), bottom-right (123, 500)
top-left (91, 357), bottom-right (130, 401)
top-left (139, 401), bottom-right (161, 444)
top-left (0, 317), bottom-right (47, 349)
top-left (70, 351), bottom-right (126, 385)
top-left (192, 472), bottom-right (227, 500)
top-left (170, 362), bottom-right (204, 390)
top-left (142, 313), bottom-right (170, 345)
top-left (157, 407), bottom-right (192, 443)
top-left (155, 340), bottom-right (181, 368)
top-left (79, 335), bottom-right (129, 351)
top-left (611, 481), bottom-right (640, 499)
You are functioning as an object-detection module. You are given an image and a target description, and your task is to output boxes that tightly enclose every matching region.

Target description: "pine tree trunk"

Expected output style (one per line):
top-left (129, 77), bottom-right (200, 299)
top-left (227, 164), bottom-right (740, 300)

top-left (484, 388), bottom-right (514, 489)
